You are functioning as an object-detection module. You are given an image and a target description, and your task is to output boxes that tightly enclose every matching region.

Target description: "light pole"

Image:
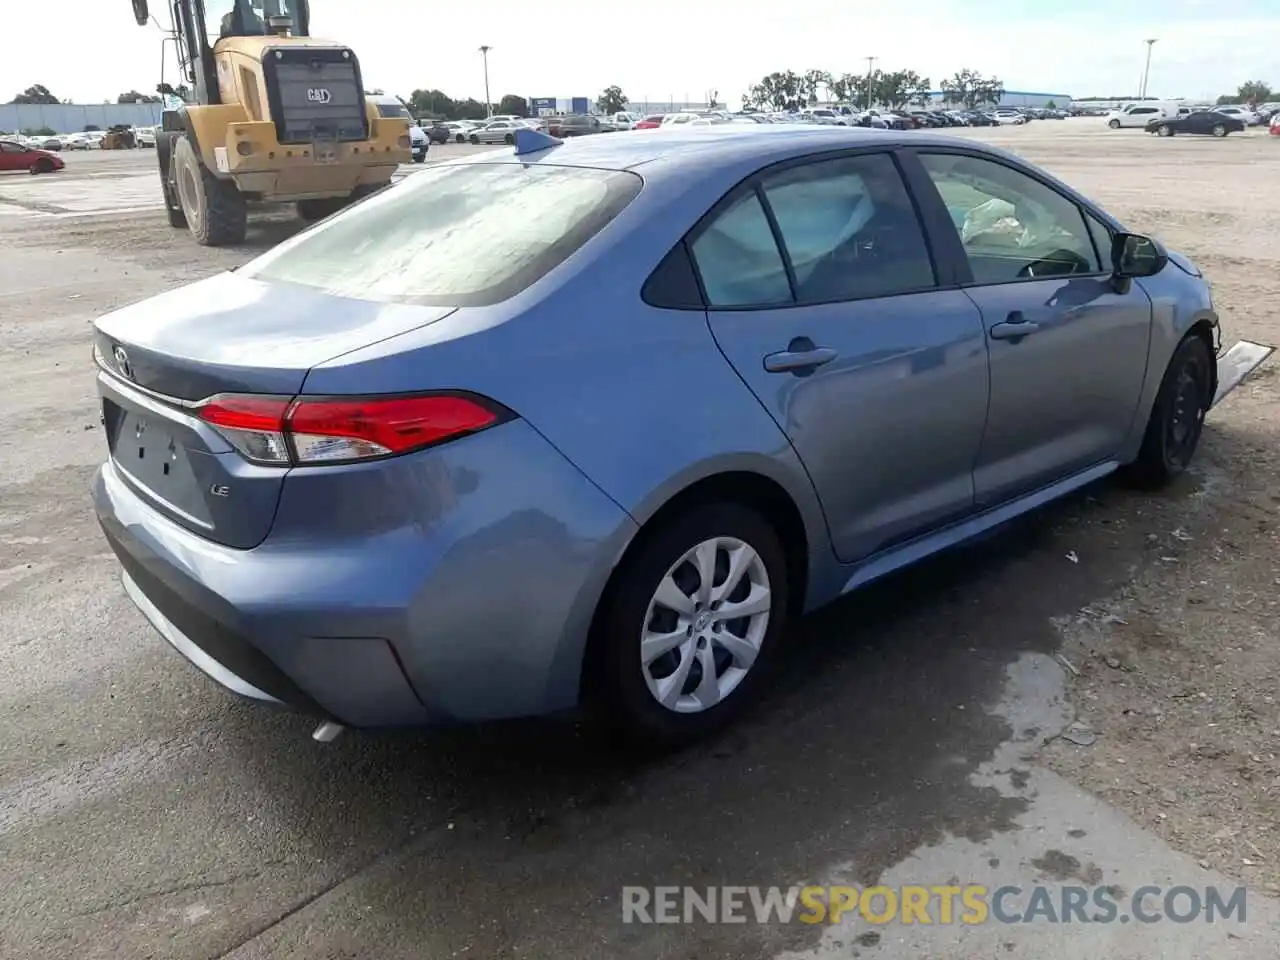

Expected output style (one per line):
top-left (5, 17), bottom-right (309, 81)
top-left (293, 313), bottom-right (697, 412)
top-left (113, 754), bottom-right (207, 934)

top-left (1139, 39), bottom-right (1158, 99)
top-left (864, 56), bottom-right (878, 110)
top-left (478, 45), bottom-right (492, 117)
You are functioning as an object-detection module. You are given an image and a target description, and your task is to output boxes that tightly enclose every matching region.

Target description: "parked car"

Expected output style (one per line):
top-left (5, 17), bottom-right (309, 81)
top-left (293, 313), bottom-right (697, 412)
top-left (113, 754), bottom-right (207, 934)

top-left (1213, 105), bottom-right (1260, 126)
top-left (546, 115), bottom-right (603, 137)
top-left (367, 95), bottom-right (427, 162)
top-left (634, 114), bottom-right (665, 130)
top-left (1107, 103), bottom-right (1173, 129)
top-left (1146, 110), bottom-right (1245, 138)
top-left (133, 127), bottom-right (157, 148)
top-left (0, 138), bottom-right (64, 173)
top-left (90, 125), bottom-right (1259, 747)
top-left (1271, 113), bottom-right (1280, 136)
top-left (992, 109), bottom-right (1026, 125)
top-left (421, 121), bottom-right (453, 144)
top-left (469, 120), bottom-right (524, 144)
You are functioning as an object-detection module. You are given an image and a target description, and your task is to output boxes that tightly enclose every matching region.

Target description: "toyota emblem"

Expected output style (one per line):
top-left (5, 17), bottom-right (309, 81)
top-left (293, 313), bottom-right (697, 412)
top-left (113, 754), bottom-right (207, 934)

top-left (113, 345), bottom-right (134, 381)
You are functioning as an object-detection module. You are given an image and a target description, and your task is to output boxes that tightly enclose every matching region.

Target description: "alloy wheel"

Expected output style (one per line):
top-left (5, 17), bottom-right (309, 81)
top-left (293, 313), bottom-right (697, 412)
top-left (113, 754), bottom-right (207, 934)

top-left (639, 537), bottom-right (771, 714)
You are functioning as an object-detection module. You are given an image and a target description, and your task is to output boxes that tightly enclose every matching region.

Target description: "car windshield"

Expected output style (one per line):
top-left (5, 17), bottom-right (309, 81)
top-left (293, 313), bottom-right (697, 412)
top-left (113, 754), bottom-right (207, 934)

top-left (240, 163), bottom-right (643, 306)
top-left (375, 102), bottom-right (412, 120)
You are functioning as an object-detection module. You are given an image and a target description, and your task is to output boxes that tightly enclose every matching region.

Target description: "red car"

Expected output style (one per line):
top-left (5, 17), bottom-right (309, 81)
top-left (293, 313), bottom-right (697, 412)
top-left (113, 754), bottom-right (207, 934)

top-left (0, 139), bottom-right (65, 174)
top-left (1271, 114), bottom-right (1280, 137)
top-left (634, 114), bottom-right (665, 130)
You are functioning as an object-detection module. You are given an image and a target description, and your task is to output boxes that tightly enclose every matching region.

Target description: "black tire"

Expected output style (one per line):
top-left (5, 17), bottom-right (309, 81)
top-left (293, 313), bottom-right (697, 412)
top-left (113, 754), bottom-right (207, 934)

top-left (1123, 334), bottom-right (1214, 488)
top-left (156, 133), bottom-right (187, 228)
top-left (455, 133), bottom-right (466, 143)
top-left (295, 197), bottom-right (346, 222)
top-left (504, 133), bottom-right (514, 144)
top-left (32, 157), bottom-right (55, 174)
top-left (1212, 123), bottom-right (1227, 137)
top-left (1156, 123), bottom-right (1173, 137)
top-left (588, 502), bottom-right (791, 750)
top-left (1108, 118), bottom-right (1121, 129)
top-left (412, 152), bottom-right (426, 163)
top-left (172, 135), bottom-right (246, 246)
top-left (469, 134), bottom-right (479, 144)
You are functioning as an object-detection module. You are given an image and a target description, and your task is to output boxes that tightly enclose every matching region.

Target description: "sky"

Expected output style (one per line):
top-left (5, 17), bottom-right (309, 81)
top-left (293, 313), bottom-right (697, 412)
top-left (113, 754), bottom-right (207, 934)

top-left (4, 0), bottom-right (1277, 107)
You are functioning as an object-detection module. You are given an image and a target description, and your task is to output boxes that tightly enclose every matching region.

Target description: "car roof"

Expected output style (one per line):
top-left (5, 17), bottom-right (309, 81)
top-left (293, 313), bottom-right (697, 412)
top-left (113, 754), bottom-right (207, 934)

top-left (461, 124), bottom-right (919, 174)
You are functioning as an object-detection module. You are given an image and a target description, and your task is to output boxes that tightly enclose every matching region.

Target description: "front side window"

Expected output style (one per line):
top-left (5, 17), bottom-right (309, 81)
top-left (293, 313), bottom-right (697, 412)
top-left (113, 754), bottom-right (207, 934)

top-left (241, 163), bottom-right (642, 306)
top-left (919, 152), bottom-right (1102, 283)
top-left (760, 154), bottom-right (935, 302)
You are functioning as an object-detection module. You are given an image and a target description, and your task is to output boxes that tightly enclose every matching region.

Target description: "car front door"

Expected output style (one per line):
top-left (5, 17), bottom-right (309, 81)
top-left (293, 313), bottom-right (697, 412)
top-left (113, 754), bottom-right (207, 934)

top-left (691, 151), bottom-right (991, 562)
top-left (907, 149), bottom-right (1153, 507)
top-left (0, 141), bottom-right (28, 171)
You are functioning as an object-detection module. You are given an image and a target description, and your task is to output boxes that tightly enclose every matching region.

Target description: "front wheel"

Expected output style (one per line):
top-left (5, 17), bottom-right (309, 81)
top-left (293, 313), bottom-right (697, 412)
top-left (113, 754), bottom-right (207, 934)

top-left (1108, 118), bottom-right (1121, 129)
top-left (172, 134), bottom-right (246, 246)
top-left (1212, 123), bottom-right (1228, 137)
top-left (32, 157), bottom-right (55, 174)
top-left (412, 152), bottom-right (426, 163)
top-left (589, 503), bottom-right (790, 749)
top-left (1122, 334), bottom-right (1214, 488)
top-left (1157, 124), bottom-right (1173, 137)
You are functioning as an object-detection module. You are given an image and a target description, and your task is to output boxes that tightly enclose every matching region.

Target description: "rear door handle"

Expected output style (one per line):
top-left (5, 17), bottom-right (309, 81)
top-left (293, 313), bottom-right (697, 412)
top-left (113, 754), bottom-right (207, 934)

top-left (764, 346), bottom-right (838, 374)
top-left (989, 311), bottom-right (1041, 341)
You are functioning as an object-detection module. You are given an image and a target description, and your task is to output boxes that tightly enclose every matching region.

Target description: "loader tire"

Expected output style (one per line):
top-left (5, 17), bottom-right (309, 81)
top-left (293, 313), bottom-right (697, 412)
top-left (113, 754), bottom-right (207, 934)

top-left (173, 135), bottom-right (246, 246)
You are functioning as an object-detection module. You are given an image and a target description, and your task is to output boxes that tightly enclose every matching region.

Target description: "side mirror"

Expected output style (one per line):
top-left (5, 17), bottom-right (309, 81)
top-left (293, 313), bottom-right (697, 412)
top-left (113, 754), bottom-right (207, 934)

top-left (1111, 232), bottom-right (1167, 279)
top-left (131, 0), bottom-right (149, 25)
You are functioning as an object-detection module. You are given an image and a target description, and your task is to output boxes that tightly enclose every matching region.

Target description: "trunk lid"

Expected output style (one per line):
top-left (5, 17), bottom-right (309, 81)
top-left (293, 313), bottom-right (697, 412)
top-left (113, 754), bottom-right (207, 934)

top-left (94, 272), bottom-right (456, 549)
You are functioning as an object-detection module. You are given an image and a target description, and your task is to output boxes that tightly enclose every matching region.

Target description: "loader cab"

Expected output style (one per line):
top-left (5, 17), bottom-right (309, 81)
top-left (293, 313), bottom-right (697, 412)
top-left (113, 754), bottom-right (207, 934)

top-left (206, 0), bottom-right (309, 42)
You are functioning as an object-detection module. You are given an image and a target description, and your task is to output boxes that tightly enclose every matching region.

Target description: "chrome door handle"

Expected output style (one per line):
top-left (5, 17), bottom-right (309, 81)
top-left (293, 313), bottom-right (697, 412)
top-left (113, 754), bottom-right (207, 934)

top-left (989, 311), bottom-right (1040, 341)
top-left (764, 347), bottom-right (838, 374)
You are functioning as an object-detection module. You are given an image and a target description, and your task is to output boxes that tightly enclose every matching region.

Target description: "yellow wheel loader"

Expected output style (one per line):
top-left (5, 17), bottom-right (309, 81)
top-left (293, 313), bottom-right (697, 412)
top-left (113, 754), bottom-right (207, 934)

top-left (130, 0), bottom-right (411, 246)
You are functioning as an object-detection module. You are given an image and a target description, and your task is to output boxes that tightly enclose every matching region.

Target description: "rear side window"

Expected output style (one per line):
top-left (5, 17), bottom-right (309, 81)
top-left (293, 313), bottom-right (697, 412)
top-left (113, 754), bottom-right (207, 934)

top-left (760, 154), bottom-right (935, 302)
top-left (689, 191), bottom-right (792, 307)
top-left (241, 163), bottom-right (642, 306)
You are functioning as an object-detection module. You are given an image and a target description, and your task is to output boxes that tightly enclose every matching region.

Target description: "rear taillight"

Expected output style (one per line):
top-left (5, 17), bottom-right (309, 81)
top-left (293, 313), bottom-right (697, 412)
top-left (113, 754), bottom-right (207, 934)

top-left (196, 393), bottom-right (509, 466)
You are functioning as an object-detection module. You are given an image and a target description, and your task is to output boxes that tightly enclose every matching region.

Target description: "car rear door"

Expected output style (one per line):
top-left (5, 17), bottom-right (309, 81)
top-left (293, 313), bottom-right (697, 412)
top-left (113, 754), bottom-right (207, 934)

top-left (0, 141), bottom-right (28, 170)
top-left (692, 150), bottom-right (991, 563)
top-left (904, 148), bottom-right (1153, 507)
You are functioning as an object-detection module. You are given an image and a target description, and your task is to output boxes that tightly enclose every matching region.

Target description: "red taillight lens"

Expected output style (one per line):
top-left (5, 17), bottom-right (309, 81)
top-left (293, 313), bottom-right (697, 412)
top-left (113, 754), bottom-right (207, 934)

top-left (288, 395), bottom-right (501, 464)
top-left (197, 394), bottom-right (292, 464)
top-left (196, 393), bottom-right (506, 466)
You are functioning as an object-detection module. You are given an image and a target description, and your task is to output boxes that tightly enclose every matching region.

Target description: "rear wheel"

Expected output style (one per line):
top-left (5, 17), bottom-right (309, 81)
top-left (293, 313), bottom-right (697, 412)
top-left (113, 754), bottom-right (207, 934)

top-left (1212, 123), bottom-right (1228, 137)
top-left (589, 503), bottom-right (790, 749)
top-left (455, 133), bottom-right (466, 143)
top-left (1123, 334), bottom-right (1214, 488)
top-left (156, 133), bottom-right (186, 228)
top-left (1108, 118), bottom-right (1121, 129)
top-left (172, 135), bottom-right (246, 246)
top-left (469, 134), bottom-right (479, 144)
top-left (504, 133), bottom-right (514, 144)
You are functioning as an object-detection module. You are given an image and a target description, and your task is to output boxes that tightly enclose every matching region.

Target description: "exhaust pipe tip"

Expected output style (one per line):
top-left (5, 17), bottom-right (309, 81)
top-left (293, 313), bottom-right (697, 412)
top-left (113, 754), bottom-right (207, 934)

top-left (312, 720), bottom-right (345, 743)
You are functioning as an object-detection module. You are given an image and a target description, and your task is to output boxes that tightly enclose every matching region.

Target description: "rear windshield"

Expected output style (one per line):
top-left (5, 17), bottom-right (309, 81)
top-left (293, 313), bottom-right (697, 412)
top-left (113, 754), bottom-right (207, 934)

top-left (240, 163), bottom-right (643, 306)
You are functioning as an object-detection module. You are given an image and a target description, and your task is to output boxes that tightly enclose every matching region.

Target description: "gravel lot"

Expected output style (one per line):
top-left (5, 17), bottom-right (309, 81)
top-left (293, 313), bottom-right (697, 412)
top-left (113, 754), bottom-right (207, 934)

top-left (2, 122), bottom-right (1278, 959)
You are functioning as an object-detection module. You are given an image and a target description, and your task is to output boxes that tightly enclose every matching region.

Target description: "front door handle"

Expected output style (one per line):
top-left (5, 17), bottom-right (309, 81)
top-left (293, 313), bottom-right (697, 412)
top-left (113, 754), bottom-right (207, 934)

top-left (764, 342), bottom-right (838, 374)
top-left (989, 311), bottom-right (1041, 341)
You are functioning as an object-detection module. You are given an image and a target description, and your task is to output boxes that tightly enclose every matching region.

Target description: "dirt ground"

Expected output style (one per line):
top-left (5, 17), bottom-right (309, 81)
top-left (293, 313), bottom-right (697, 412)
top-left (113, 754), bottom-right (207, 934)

top-left (2, 123), bottom-right (1279, 959)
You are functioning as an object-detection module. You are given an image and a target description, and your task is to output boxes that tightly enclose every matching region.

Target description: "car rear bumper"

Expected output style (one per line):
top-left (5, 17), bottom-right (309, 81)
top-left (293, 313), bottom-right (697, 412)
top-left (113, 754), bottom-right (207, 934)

top-left (92, 419), bottom-right (638, 728)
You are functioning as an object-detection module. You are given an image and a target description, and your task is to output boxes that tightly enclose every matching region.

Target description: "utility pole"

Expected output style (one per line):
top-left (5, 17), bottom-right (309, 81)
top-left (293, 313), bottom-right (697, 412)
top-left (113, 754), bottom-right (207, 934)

top-left (864, 56), bottom-right (878, 110)
top-left (1139, 39), bottom-right (1157, 99)
top-left (479, 45), bottom-right (492, 117)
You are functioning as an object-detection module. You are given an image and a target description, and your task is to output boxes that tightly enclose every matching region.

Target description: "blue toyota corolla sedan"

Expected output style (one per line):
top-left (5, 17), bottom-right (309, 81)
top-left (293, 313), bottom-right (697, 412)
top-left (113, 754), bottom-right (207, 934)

top-left (91, 125), bottom-right (1268, 746)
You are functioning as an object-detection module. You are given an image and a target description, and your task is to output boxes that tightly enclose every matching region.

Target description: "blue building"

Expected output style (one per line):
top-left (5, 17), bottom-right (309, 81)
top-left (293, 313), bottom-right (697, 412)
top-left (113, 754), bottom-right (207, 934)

top-left (925, 90), bottom-right (1072, 109)
top-left (0, 102), bottom-right (165, 135)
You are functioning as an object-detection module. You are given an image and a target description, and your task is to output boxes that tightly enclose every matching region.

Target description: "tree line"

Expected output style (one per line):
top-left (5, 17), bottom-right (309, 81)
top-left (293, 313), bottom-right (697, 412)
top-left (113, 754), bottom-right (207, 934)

top-left (742, 67), bottom-right (1006, 111)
